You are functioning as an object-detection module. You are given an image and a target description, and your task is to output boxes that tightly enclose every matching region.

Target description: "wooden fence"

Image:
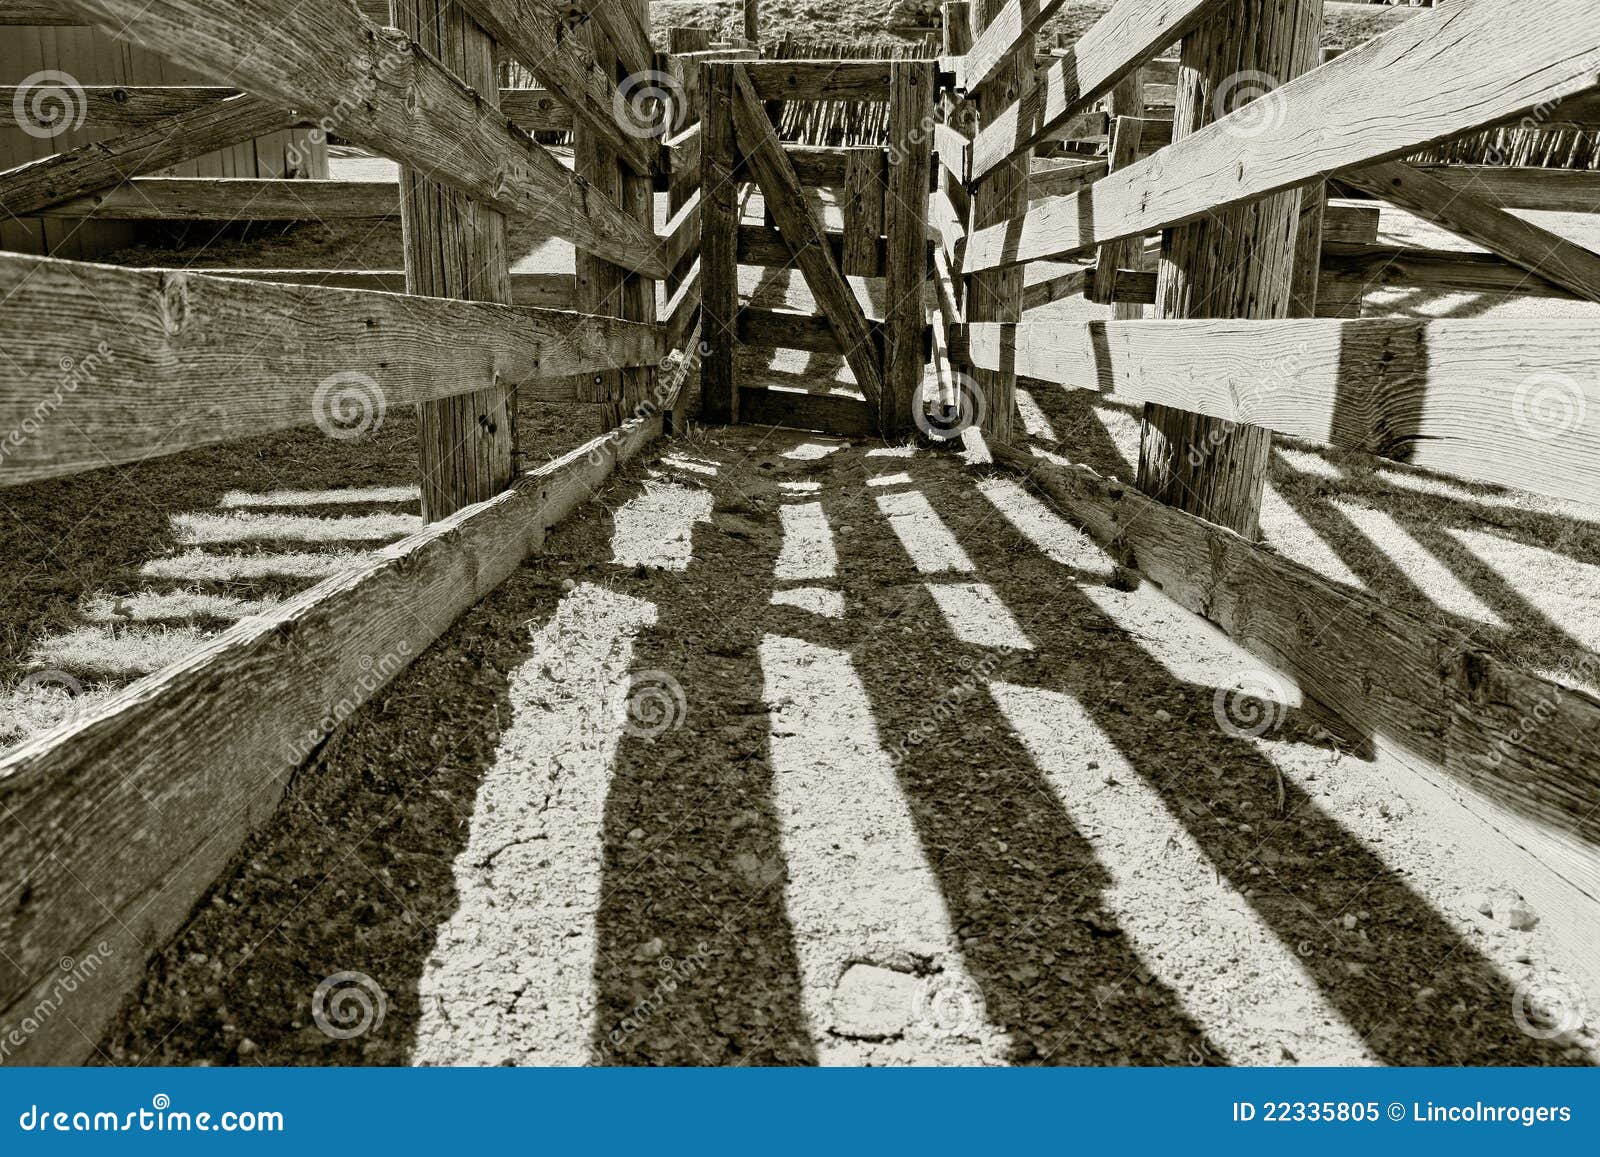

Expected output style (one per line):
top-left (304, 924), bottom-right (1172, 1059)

top-left (4, 0), bottom-right (1600, 1063)
top-left (929, 0), bottom-right (1600, 955)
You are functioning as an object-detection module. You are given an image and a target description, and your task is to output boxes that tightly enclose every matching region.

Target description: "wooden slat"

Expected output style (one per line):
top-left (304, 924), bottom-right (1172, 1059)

top-left (729, 63), bottom-right (885, 408)
top-left (699, 61), bottom-right (739, 424)
top-left (964, 317), bottom-right (1600, 507)
top-left (737, 60), bottom-right (896, 102)
top-left (128, 266), bottom-right (575, 307)
top-left (783, 144), bottom-right (886, 188)
top-left (454, 0), bottom-right (652, 175)
top-left (0, 252), bottom-right (661, 486)
top-left (0, 84), bottom-right (574, 133)
top-left (1089, 113), bottom-right (1142, 306)
top-left (0, 0), bottom-right (393, 20)
top-left (1360, 165), bottom-right (1600, 214)
top-left (969, 0), bottom-right (1224, 183)
top-left (991, 436), bottom-right (1600, 915)
top-left (963, 0), bottom-right (1069, 96)
top-left (738, 385), bottom-right (874, 436)
top-left (1344, 160), bottom-right (1600, 303)
top-left (1029, 156), bottom-right (1106, 198)
top-left (663, 261), bottom-right (701, 352)
top-left (737, 222), bottom-right (900, 270)
top-left (41, 177), bottom-right (400, 218)
top-left (0, 92), bottom-right (294, 216)
top-left (933, 123), bottom-right (969, 187)
top-left (53, 0), bottom-right (667, 275)
top-left (966, 0), bottom-right (1600, 273)
top-left (841, 147), bottom-right (886, 276)
top-left (883, 60), bottom-right (935, 434)
top-left (1317, 242), bottom-right (1583, 306)
top-left (0, 402), bottom-right (669, 1064)
top-left (577, 0), bottom-right (654, 80)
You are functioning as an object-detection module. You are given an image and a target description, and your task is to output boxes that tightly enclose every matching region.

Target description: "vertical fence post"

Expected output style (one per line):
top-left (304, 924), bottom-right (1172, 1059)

top-left (940, 1), bottom-right (973, 313)
top-left (965, 0), bottom-right (1032, 443)
top-left (619, 0), bottom-right (658, 420)
top-left (1097, 71), bottom-right (1147, 320)
top-left (699, 62), bottom-right (739, 424)
top-left (1134, 0), bottom-right (1324, 540)
top-left (744, 0), bottom-right (759, 46)
top-left (884, 59), bottom-right (934, 436)
top-left (394, 0), bottom-right (515, 521)
top-left (1292, 44), bottom-right (1342, 320)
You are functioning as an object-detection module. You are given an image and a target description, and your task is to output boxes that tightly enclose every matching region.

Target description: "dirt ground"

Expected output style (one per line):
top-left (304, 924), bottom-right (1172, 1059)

top-left (90, 423), bottom-right (1597, 1065)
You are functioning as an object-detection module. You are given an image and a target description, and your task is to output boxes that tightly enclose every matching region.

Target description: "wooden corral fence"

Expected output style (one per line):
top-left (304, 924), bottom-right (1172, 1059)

top-left (0, 0), bottom-right (737, 1064)
top-left (4, 0), bottom-right (1600, 1064)
top-left (927, 0), bottom-right (1600, 975)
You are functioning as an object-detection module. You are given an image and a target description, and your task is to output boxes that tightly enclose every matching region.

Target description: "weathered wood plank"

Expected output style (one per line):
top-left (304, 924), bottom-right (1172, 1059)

top-left (841, 148), bottom-right (886, 276)
top-left (0, 253), bottom-right (661, 486)
top-left (1344, 160), bottom-right (1600, 302)
top-left (1317, 242), bottom-right (1583, 306)
top-left (883, 60), bottom-right (935, 435)
top-left (970, 0), bottom-right (1224, 182)
top-left (966, 317), bottom-right (1600, 508)
top-left (738, 385), bottom-right (874, 436)
top-left (699, 62), bottom-right (739, 424)
top-left (0, 401), bottom-right (669, 1064)
top-left (991, 436), bottom-right (1600, 914)
top-left (0, 84), bottom-right (573, 133)
top-left (1089, 113), bottom-right (1143, 307)
top-left (52, 0), bottom-right (667, 275)
top-left (120, 266), bottom-right (575, 307)
top-left (729, 63), bottom-right (885, 408)
top-left (41, 177), bottom-right (400, 219)
top-left (963, 0), bottom-right (1069, 96)
top-left (1343, 165), bottom-right (1600, 214)
top-left (454, 0), bottom-right (652, 175)
top-left (0, 92), bottom-right (295, 216)
top-left (966, 0), bottom-right (1600, 273)
top-left (397, 0), bottom-right (514, 521)
top-left (738, 60), bottom-right (896, 102)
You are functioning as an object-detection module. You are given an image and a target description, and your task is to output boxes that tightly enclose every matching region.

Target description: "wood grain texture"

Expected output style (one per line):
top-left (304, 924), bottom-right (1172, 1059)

top-left (96, 266), bottom-right (574, 306)
top-left (1089, 113), bottom-right (1142, 306)
top-left (52, 0), bottom-right (667, 275)
top-left (966, 0), bottom-right (1600, 272)
top-left (967, 317), bottom-right (1600, 508)
top-left (992, 437), bottom-right (1600, 912)
top-left (453, 0), bottom-right (652, 175)
top-left (0, 252), bottom-right (660, 486)
top-left (969, 0), bottom-right (1223, 182)
top-left (1135, 0), bottom-right (1322, 541)
top-left (738, 60), bottom-right (896, 102)
top-left (396, 0), bottom-right (515, 521)
top-left (883, 61), bottom-right (935, 434)
top-left (0, 92), bottom-right (295, 216)
top-left (963, 0), bottom-right (1069, 96)
top-left (738, 386), bottom-right (874, 436)
top-left (698, 62), bottom-right (739, 424)
top-left (0, 403), bottom-right (669, 1064)
top-left (576, 0), bottom-right (653, 80)
top-left (41, 177), bottom-right (401, 219)
top-left (965, 0), bottom-right (1033, 443)
top-left (1317, 242), bottom-right (1583, 306)
top-left (841, 148), bottom-right (886, 276)
top-left (1361, 165), bottom-right (1600, 214)
top-left (0, 84), bottom-right (573, 133)
top-left (1344, 160), bottom-right (1600, 303)
top-left (729, 63), bottom-right (885, 409)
